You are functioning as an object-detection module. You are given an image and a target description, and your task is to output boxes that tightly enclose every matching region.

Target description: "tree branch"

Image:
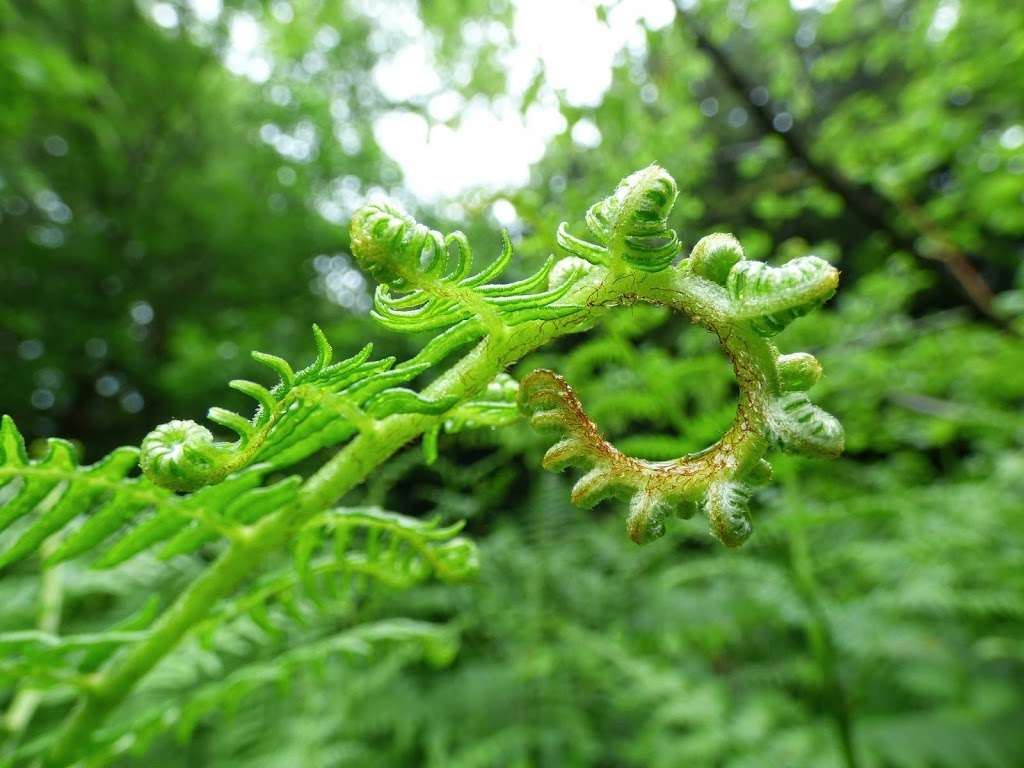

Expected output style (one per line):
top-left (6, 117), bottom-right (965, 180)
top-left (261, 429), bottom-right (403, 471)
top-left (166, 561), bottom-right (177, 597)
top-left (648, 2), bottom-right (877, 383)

top-left (677, 12), bottom-right (1013, 333)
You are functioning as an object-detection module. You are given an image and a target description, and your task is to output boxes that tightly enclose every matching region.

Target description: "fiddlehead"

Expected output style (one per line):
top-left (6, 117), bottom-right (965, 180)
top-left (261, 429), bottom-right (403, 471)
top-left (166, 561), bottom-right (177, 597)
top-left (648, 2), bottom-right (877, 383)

top-left (518, 173), bottom-right (842, 547)
top-left (0, 411), bottom-right (304, 570)
top-left (139, 420), bottom-right (227, 493)
top-left (350, 202), bottom-right (586, 337)
top-left (555, 164), bottom-right (682, 271)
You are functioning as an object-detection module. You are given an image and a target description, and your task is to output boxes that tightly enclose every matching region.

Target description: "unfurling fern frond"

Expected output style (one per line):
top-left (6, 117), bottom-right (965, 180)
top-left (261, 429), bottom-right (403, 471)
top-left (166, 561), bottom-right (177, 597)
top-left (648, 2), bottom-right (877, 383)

top-left (726, 257), bottom-right (839, 336)
top-left (518, 369), bottom-right (767, 545)
top-left (350, 202), bottom-right (585, 335)
top-left (688, 231), bottom-right (839, 336)
top-left (703, 480), bottom-right (756, 548)
top-left (518, 222), bottom-right (842, 547)
top-left (0, 414), bottom-right (302, 570)
top-left (556, 164), bottom-right (681, 271)
top-left (138, 325), bottom-right (458, 493)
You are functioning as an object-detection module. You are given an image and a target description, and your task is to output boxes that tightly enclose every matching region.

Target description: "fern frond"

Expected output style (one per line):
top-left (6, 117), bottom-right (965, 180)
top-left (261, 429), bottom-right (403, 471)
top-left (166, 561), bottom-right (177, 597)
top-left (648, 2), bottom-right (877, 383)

top-left (0, 505), bottom-right (474, 764)
top-left (138, 324), bottom-right (459, 492)
top-left (0, 415), bottom-right (310, 569)
top-left (703, 480), bottom-right (755, 547)
top-left (515, 187), bottom-right (847, 547)
top-left (689, 232), bottom-right (839, 337)
top-left (519, 371), bottom-right (674, 542)
top-left (5, 621), bottom-right (458, 768)
top-left (518, 223), bottom-right (842, 546)
top-left (195, 507), bottom-right (477, 643)
top-left (0, 417), bottom-right (160, 569)
top-left (556, 164), bottom-right (681, 272)
top-left (350, 203), bottom-right (585, 335)
top-left (519, 369), bottom-right (766, 544)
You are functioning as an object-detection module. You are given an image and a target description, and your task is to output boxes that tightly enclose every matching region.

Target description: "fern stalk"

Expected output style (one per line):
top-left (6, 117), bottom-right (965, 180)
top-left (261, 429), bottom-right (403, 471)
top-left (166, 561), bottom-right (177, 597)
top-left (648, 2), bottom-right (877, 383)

top-left (3, 542), bottom-right (63, 743)
top-left (787, 512), bottom-right (861, 768)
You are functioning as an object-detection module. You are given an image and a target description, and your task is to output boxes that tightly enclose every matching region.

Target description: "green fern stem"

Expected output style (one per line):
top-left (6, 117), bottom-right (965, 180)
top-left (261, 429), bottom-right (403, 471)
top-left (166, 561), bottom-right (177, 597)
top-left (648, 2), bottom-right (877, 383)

top-left (787, 504), bottom-right (861, 768)
top-left (3, 540), bottom-right (63, 746)
top-left (39, 260), bottom-right (589, 762)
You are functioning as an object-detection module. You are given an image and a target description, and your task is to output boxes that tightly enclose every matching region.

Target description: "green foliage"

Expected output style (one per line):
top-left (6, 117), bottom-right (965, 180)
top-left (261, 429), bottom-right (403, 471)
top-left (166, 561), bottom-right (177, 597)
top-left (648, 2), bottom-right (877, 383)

top-left (0, 499), bottom-right (476, 767)
top-left (2, 1), bottom-right (1023, 766)
top-left (84, 619), bottom-right (459, 768)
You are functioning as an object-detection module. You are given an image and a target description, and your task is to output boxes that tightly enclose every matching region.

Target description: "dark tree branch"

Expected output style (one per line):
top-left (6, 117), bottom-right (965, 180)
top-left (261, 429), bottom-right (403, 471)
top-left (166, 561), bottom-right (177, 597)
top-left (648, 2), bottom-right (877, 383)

top-left (676, 12), bottom-right (1014, 333)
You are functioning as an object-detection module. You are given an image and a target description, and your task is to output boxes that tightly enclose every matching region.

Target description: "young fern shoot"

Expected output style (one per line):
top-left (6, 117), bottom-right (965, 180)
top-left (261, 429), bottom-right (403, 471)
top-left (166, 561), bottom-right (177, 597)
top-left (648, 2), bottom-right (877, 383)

top-left (0, 164), bottom-right (841, 766)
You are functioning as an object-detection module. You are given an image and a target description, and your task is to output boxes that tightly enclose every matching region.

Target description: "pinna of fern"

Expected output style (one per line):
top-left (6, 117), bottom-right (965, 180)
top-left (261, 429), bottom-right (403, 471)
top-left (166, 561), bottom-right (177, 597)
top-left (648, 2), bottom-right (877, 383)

top-left (0, 416), bottom-right (301, 570)
top-left (350, 202), bottom-right (584, 335)
top-left (137, 324), bottom-right (462, 493)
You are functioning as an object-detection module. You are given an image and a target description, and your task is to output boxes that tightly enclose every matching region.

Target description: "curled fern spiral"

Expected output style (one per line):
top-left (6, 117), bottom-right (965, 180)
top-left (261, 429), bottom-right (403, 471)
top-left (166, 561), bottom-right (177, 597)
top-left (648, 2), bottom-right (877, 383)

top-left (351, 201), bottom-right (586, 335)
top-left (140, 419), bottom-right (228, 492)
top-left (349, 202), bottom-right (452, 289)
top-left (556, 164), bottom-right (681, 272)
top-left (519, 182), bottom-right (843, 547)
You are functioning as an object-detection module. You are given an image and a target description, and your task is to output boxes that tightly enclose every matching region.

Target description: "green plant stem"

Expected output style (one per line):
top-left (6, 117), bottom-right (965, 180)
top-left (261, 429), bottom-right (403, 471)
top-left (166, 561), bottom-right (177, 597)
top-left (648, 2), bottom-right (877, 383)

top-left (788, 523), bottom-right (860, 768)
top-left (3, 549), bottom-right (63, 743)
top-left (47, 264), bottom-right (742, 763)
